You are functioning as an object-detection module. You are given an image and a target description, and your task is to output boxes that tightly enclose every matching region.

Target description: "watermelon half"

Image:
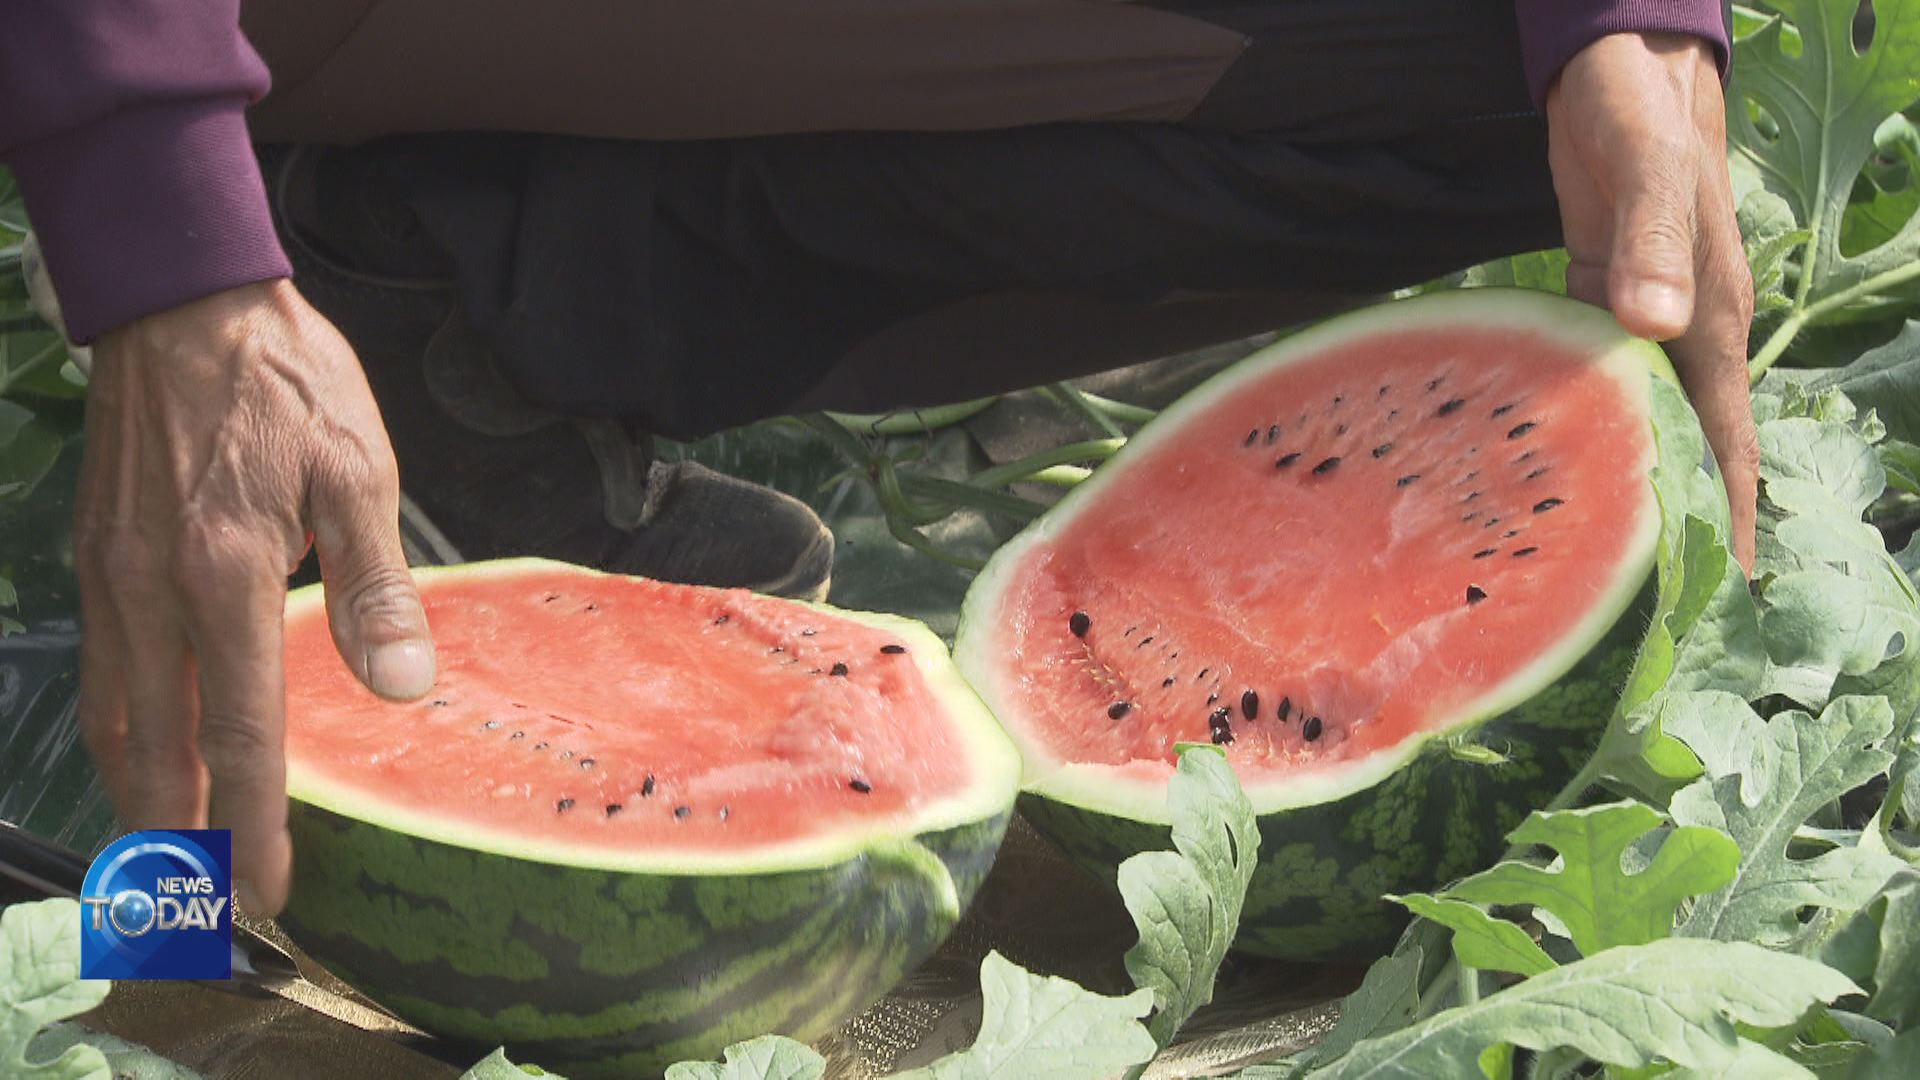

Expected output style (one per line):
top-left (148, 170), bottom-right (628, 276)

top-left (278, 561), bottom-right (1021, 1079)
top-left (956, 289), bottom-right (1683, 960)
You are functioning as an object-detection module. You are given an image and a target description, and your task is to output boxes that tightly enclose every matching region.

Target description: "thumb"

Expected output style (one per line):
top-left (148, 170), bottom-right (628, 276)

top-left (310, 458), bottom-right (436, 700)
top-left (1608, 143), bottom-right (1699, 340)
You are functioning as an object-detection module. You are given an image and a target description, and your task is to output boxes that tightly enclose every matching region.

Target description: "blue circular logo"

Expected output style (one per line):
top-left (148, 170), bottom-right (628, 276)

top-left (108, 888), bottom-right (157, 937)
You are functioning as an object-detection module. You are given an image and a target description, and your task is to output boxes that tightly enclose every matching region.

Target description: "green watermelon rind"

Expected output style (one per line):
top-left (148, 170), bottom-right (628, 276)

top-left (278, 561), bottom-right (1021, 1077)
top-left (284, 558), bottom-right (1023, 875)
top-left (955, 288), bottom-right (1674, 824)
top-left (954, 289), bottom-right (1691, 960)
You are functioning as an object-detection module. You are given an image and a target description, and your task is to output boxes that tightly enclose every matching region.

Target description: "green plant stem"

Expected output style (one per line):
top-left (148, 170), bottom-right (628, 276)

top-left (1028, 465), bottom-right (1092, 487)
top-left (1748, 258), bottom-right (1920, 380)
top-left (1076, 391), bottom-right (1158, 427)
top-left (1045, 383), bottom-right (1127, 439)
top-left (970, 438), bottom-right (1124, 490)
top-left (896, 474), bottom-right (1048, 520)
top-left (1456, 962), bottom-right (1481, 1007)
top-left (825, 397), bottom-right (997, 437)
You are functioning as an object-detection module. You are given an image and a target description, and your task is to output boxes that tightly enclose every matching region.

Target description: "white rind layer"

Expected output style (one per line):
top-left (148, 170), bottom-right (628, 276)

top-left (284, 558), bottom-right (1024, 875)
top-left (954, 289), bottom-right (1673, 826)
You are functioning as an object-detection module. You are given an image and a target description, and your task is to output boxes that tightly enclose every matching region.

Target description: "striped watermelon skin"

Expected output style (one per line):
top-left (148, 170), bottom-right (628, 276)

top-left (281, 804), bottom-right (1010, 1078)
top-left (1017, 604), bottom-right (1645, 961)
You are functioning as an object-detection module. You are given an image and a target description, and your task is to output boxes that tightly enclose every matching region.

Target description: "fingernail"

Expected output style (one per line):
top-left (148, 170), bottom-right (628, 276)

top-left (1632, 281), bottom-right (1690, 330)
top-left (367, 639), bottom-right (436, 699)
top-left (235, 878), bottom-right (260, 913)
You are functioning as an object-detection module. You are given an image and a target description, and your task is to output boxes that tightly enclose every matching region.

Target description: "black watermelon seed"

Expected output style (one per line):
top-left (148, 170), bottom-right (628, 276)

top-left (557, 798), bottom-right (575, 813)
top-left (1388, 408), bottom-right (1400, 419)
top-left (585, 603), bottom-right (598, 612)
top-left (1463, 491), bottom-right (1481, 503)
top-left (1513, 546), bottom-right (1540, 557)
top-left (510, 731), bottom-right (525, 740)
top-left (1244, 428), bottom-right (1260, 447)
top-left (807, 668), bottom-right (823, 676)
top-left (1492, 402), bottom-right (1517, 417)
top-left (713, 614), bottom-right (730, 625)
top-left (881, 644), bottom-right (907, 655)
top-left (1533, 497), bottom-right (1564, 514)
top-left (801, 628), bottom-right (818, 637)
top-left (1303, 716), bottom-right (1323, 741)
top-left (1503, 528), bottom-right (1522, 538)
top-left (1525, 467), bottom-right (1551, 481)
top-left (1277, 452), bottom-right (1301, 468)
top-left (1397, 474), bottom-right (1421, 487)
top-left (1336, 423), bottom-right (1349, 435)
top-left (1207, 692), bottom-right (1219, 706)
top-left (543, 594), bottom-right (559, 603)
top-left (1473, 548), bottom-right (1497, 559)
top-left (1126, 626), bottom-right (1138, 636)
top-left (1372, 443), bottom-right (1394, 458)
top-left (1333, 395), bottom-right (1345, 406)
top-left (1108, 701), bottom-right (1133, 720)
top-left (1463, 469), bottom-right (1480, 483)
top-left (1210, 706), bottom-right (1232, 724)
top-left (1462, 511), bottom-right (1479, 523)
top-left (674, 805), bottom-right (692, 819)
top-left (642, 774), bottom-right (656, 797)
top-left (1426, 376), bottom-right (1445, 392)
top-left (430, 699), bottom-right (449, 708)
top-left (1378, 384), bottom-right (1391, 397)
top-left (1278, 696), bottom-right (1293, 721)
top-left (1070, 611), bottom-right (1092, 637)
top-left (769, 646), bottom-right (784, 654)
top-left (482, 719), bottom-right (500, 730)
top-left (1437, 398), bottom-right (1467, 417)
top-left (605, 804), bottom-right (623, 816)
top-left (579, 758), bottom-right (596, 769)
top-left (719, 807), bottom-right (730, 822)
top-left (849, 778), bottom-right (873, 794)
top-left (1507, 421), bottom-right (1537, 439)
top-left (1483, 517), bottom-right (1502, 529)
top-left (1467, 585), bottom-right (1489, 605)
top-left (830, 662), bottom-right (850, 677)
top-left (1241, 689), bottom-right (1259, 720)
top-left (1266, 424), bottom-right (1281, 445)
top-left (1197, 667), bottom-right (1211, 680)
top-left (1211, 726), bottom-right (1235, 746)
top-left (533, 741), bottom-right (549, 751)
top-left (1517, 449), bottom-right (1538, 462)
top-left (1312, 456), bottom-right (1342, 475)
top-left (1137, 636), bottom-right (1155, 647)
top-left (1162, 677), bottom-right (1176, 688)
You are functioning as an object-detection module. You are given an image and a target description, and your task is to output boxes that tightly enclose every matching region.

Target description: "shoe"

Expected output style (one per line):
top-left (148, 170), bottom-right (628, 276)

top-left (268, 146), bottom-right (836, 601)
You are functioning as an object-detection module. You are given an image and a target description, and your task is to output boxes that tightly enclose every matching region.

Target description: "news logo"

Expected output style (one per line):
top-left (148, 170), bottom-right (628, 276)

top-left (80, 830), bottom-right (232, 980)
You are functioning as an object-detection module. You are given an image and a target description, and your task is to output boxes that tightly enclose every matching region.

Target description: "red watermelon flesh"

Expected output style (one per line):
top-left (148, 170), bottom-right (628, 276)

top-left (284, 562), bottom-right (1014, 867)
top-left (963, 306), bottom-right (1661, 789)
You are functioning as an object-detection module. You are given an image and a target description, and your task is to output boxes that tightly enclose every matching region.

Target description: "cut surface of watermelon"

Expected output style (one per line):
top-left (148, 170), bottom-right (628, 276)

top-left (957, 290), bottom-right (1680, 958)
top-left (278, 560), bottom-right (1019, 1077)
top-left (284, 560), bottom-right (1017, 872)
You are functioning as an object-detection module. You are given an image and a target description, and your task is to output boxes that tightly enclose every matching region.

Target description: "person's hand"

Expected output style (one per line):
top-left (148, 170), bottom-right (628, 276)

top-left (74, 280), bottom-right (436, 915)
top-left (1546, 31), bottom-right (1760, 570)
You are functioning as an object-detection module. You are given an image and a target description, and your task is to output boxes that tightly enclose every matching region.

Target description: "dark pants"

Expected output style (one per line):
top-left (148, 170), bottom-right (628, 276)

top-left (242, 0), bottom-right (1563, 440)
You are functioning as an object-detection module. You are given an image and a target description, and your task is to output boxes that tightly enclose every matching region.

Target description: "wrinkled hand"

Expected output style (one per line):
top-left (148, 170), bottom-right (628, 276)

top-left (1547, 32), bottom-right (1760, 569)
top-left (75, 280), bottom-right (436, 914)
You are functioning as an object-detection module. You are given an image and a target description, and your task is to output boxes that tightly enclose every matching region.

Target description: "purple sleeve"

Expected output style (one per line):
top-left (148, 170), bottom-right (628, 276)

top-left (0, 1), bottom-right (291, 342)
top-left (1515, 0), bottom-right (1733, 106)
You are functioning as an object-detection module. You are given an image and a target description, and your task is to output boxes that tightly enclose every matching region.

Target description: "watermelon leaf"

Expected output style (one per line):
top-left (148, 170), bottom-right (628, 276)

top-left (1819, 870), bottom-right (1920, 1030)
top-left (0, 899), bottom-right (110, 1080)
top-left (1300, 939), bottom-right (1855, 1079)
top-left (1386, 896), bottom-right (1553, 979)
top-left (1730, 0), bottom-right (1920, 350)
top-left (897, 952), bottom-right (1157, 1080)
top-left (1760, 323), bottom-right (1920, 446)
top-left (661, 1036), bottom-right (823, 1080)
top-left (1287, 948), bottom-right (1424, 1077)
top-left (1672, 696), bottom-right (1906, 949)
top-left (1440, 802), bottom-right (1740, 957)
